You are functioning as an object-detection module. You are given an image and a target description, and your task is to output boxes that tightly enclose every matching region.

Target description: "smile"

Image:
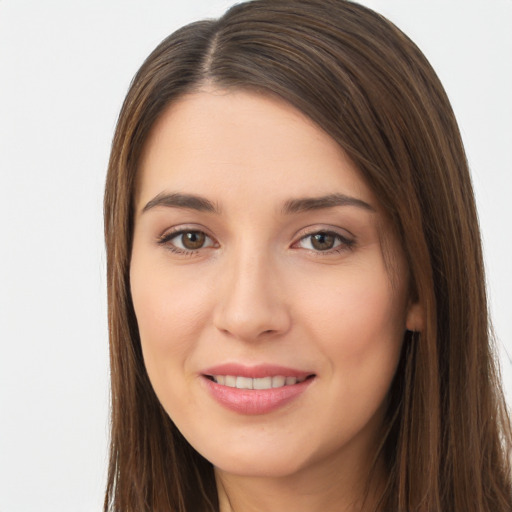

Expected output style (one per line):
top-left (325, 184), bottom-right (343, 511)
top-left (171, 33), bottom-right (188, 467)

top-left (201, 365), bottom-right (316, 415)
top-left (208, 375), bottom-right (309, 389)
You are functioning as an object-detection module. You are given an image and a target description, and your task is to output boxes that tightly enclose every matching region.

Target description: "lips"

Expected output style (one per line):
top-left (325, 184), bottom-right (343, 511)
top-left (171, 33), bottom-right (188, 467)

top-left (201, 363), bottom-right (315, 415)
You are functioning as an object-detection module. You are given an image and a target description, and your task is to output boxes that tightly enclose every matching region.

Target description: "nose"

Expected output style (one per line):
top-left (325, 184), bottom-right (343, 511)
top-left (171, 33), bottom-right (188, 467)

top-left (213, 249), bottom-right (291, 342)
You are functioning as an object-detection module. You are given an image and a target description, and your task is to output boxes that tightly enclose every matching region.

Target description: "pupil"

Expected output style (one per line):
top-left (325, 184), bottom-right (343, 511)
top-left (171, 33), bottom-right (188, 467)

top-left (183, 231), bottom-right (205, 249)
top-left (312, 233), bottom-right (334, 250)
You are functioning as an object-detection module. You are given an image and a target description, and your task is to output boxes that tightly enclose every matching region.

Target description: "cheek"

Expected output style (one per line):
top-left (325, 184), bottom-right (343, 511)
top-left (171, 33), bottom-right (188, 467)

top-left (129, 252), bottom-right (212, 388)
top-left (289, 267), bottom-right (406, 458)
top-left (303, 262), bottom-right (405, 327)
top-left (129, 268), bottom-right (210, 427)
top-left (297, 260), bottom-right (406, 386)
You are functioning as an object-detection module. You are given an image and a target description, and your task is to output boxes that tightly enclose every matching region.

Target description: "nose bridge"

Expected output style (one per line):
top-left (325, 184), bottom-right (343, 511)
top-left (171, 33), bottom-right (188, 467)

top-left (213, 240), bottom-right (290, 341)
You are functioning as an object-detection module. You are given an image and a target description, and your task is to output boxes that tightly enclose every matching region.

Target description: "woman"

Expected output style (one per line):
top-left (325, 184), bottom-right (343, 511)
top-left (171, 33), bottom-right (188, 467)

top-left (103, 1), bottom-right (512, 510)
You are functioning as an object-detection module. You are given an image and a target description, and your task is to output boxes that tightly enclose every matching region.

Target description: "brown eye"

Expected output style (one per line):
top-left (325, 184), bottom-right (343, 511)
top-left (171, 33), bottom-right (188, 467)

top-left (159, 229), bottom-right (215, 253)
top-left (180, 231), bottom-right (206, 250)
top-left (296, 230), bottom-right (354, 253)
top-left (310, 232), bottom-right (336, 251)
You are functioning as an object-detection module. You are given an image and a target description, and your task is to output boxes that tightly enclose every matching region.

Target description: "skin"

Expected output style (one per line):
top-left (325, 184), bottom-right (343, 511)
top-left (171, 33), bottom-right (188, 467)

top-left (130, 89), bottom-right (423, 512)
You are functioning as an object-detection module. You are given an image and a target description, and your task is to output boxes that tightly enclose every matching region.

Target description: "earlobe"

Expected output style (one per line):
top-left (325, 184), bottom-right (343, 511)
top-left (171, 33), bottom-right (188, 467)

top-left (406, 300), bottom-right (425, 333)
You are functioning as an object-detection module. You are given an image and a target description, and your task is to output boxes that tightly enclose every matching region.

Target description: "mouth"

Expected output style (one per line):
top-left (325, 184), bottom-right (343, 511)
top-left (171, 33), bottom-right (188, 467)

top-left (204, 374), bottom-right (314, 389)
top-left (200, 364), bottom-right (316, 415)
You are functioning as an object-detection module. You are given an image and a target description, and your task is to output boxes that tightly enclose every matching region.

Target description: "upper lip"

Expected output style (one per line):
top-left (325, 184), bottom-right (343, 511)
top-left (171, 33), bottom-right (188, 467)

top-left (201, 363), bottom-right (314, 379)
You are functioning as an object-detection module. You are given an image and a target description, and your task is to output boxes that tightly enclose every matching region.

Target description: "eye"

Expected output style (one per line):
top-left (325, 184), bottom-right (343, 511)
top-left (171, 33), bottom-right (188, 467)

top-left (158, 229), bottom-right (216, 253)
top-left (296, 231), bottom-right (354, 252)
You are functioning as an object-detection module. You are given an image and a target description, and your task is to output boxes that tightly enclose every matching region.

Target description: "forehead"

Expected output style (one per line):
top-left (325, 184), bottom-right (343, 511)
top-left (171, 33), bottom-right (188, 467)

top-left (136, 88), bottom-right (376, 212)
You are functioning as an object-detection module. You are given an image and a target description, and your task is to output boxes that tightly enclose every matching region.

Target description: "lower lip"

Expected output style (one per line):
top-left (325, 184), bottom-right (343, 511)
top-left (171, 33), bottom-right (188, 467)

top-left (202, 376), bottom-right (314, 415)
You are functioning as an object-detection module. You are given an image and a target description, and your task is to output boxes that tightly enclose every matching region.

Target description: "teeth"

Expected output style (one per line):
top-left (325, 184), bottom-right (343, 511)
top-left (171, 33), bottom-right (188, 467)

top-left (212, 375), bottom-right (307, 389)
top-left (225, 375), bottom-right (236, 387)
top-left (235, 376), bottom-right (253, 389)
top-left (272, 375), bottom-right (286, 388)
top-left (253, 377), bottom-right (272, 390)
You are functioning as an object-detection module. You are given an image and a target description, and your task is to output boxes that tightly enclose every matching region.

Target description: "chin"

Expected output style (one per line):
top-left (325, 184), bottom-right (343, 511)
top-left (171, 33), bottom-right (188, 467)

top-left (214, 457), bottom-right (307, 479)
top-left (204, 442), bottom-right (316, 479)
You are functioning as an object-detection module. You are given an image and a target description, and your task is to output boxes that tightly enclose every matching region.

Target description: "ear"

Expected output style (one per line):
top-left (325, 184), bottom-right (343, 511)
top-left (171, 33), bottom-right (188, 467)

top-left (405, 299), bottom-right (425, 332)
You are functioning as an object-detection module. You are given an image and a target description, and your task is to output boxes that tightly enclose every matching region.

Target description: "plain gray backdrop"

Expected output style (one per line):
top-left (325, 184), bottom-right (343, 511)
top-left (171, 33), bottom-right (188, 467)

top-left (1, 1), bottom-right (511, 510)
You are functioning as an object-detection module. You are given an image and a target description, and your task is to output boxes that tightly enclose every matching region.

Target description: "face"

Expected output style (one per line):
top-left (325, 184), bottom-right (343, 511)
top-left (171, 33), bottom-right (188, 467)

top-left (130, 89), bottom-right (418, 481)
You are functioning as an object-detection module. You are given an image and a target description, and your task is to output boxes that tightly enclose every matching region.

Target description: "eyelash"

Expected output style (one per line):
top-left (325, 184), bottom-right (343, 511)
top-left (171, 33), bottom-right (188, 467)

top-left (294, 230), bottom-right (355, 255)
top-left (156, 228), bottom-right (356, 256)
top-left (157, 228), bottom-right (217, 256)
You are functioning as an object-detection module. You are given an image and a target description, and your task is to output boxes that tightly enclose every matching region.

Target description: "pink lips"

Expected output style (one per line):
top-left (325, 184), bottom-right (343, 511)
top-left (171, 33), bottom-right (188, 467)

top-left (201, 363), bottom-right (315, 415)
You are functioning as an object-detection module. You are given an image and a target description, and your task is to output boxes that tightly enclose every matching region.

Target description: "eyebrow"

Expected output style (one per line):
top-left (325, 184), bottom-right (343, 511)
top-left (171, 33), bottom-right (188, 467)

top-left (141, 191), bottom-right (375, 216)
top-left (282, 193), bottom-right (375, 214)
top-left (142, 192), bottom-right (220, 214)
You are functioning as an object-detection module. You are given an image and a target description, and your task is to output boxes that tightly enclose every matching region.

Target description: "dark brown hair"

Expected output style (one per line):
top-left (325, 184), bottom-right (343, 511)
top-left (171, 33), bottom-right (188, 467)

top-left (103, 1), bottom-right (512, 510)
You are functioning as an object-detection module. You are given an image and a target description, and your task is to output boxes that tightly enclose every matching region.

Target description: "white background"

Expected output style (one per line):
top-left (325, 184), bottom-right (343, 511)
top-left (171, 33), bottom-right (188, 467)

top-left (0, 1), bottom-right (510, 511)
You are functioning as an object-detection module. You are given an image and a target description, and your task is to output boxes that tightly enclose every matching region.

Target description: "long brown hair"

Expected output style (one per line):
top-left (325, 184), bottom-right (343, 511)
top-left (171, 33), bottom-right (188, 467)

top-left (103, 1), bottom-right (512, 510)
